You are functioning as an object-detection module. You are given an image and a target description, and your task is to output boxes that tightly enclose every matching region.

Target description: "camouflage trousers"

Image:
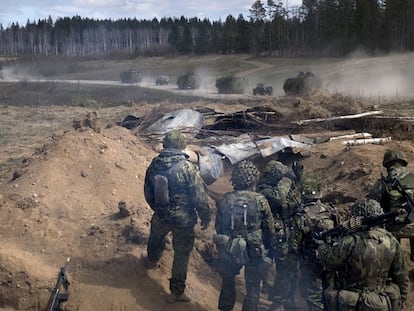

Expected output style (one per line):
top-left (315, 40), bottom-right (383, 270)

top-left (298, 263), bottom-right (325, 311)
top-left (216, 254), bottom-right (263, 311)
top-left (269, 254), bottom-right (298, 304)
top-left (147, 213), bottom-right (195, 295)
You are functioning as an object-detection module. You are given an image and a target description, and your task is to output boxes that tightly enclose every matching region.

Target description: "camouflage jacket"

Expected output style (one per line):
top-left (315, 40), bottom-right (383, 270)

top-left (317, 227), bottom-right (408, 299)
top-left (215, 190), bottom-right (276, 251)
top-left (369, 172), bottom-right (414, 234)
top-left (144, 148), bottom-right (211, 227)
top-left (256, 176), bottom-right (299, 220)
top-left (290, 200), bottom-right (336, 267)
top-left (256, 176), bottom-right (300, 259)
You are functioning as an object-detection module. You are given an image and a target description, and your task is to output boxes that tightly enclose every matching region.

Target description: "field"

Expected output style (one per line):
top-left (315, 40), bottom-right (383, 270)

top-left (0, 53), bottom-right (414, 310)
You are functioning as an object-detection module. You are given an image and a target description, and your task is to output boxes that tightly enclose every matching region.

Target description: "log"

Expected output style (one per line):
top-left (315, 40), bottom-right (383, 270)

top-left (293, 111), bottom-right (383, 125)
top-left (341, 137), bottom-right (392, 146)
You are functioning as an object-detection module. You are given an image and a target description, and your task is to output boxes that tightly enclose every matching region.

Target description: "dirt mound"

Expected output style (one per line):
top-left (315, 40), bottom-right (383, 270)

top-left (0, 95), bottom-right (414, 310)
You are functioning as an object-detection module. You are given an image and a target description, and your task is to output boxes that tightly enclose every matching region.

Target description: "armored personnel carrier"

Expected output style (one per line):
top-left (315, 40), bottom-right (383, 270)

top-left (177, 72), bottom-right (200, 90)
top-left (215, 76), bottom-right (247, 94)
top-left (155, 75), bottom-right (169, 85)
top-left (283, 72), bottom-right (322, 95)
top-left (120, 70), bottom-right (142, 84)
top-left (252, 83), bottom-right (273, 95)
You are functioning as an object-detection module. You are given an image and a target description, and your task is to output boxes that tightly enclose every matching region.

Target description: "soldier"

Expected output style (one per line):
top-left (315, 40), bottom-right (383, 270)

top-left (289, 172), bottom-right (337, 311)
top-left (368, 149), bottom-right (414, 262)
top-left (214, 160), bottom-right (276, 311)
top-left (144, 130), bottom-right (211, 303)
top-left (318, 199), bottom-right (408, 311)
top-left (255, 160), bottom-right (300, 309)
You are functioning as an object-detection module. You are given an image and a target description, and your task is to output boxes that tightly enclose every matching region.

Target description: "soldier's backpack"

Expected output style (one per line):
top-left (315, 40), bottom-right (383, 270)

top-left (223, 191), bottom-right (264, 264)
top-left (151, 160), bottom-right (184, 211)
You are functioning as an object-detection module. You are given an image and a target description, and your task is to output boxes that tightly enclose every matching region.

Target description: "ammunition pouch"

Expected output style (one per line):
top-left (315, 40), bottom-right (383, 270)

top-left (229, 237), bottom-right (248, 265)
top-left (384, 283), bottom-right (402, 311)
top-left (359, 291), bottom-right (389, 311)
top-left (246, 229), bottom-right (264, 259)
top-left (213, 234), bottom-right (230, 253)
top-left (324, 287), bottom-right (394, 311)
top-left (324, 288), bottom-right (359, 311)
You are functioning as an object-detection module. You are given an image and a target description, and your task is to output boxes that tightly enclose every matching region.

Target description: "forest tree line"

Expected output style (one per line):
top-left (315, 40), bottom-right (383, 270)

top-left (0, 0), bottom-right (413, 58)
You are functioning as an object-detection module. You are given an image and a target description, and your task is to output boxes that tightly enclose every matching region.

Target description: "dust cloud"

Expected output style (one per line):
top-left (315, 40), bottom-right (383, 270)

top-left (320, 53), bottom-right (414, 98)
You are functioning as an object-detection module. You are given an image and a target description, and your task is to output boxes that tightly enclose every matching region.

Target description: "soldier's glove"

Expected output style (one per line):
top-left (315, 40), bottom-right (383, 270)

top-left (312, 232), bottom-right (325, 245)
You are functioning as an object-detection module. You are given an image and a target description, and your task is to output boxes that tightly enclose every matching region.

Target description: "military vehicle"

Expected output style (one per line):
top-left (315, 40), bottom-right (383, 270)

top-left (177, 72), bottom-right (200, 90)
top-left (252, 83), bottom-right (273, 95)
top-left (283, 71), bottom-right (322, 96)
top-left (215, 76), bottom-right (247, 94)
top-left (155, 75), bottom-right (169, 85)
top-left (120, 70), bottom-right (142, 83)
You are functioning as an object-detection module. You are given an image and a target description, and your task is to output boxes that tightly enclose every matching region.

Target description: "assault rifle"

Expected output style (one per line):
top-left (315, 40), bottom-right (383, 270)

top-left (47, 258), bottom-right (70, 311)
top-left (314, 209), bottom-right (405, 240)
top-left (385, 174), bottom-right (414, 222)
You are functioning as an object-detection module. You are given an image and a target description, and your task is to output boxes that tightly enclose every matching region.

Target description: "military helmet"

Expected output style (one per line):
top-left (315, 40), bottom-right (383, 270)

top-left (262, 160), bottom-right (289, 184)
top-left (301, 172), bottom-right (323, 199)
top-left (163, 130), bottom-right (186, 150)
top-left (382, 149), bottom-right (408, 168)
top-left (351, 199), bottom-right (383, 217)
top-left (231, 160), bottom-right (260, 190)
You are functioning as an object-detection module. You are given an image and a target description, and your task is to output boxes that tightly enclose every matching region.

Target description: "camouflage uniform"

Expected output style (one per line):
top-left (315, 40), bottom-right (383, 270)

top-left (318, 199), bottom-right (408, 311)
top-left (368, 149), bottom-right (414, 262)
top-left (289, 173), bottom-right (336, 311)
top-left (144, 131), bottom-right (211, 302)
top-left (256, 160), bottom-right (300, 308)
top-left (214, 160), bottom-right (276, 311)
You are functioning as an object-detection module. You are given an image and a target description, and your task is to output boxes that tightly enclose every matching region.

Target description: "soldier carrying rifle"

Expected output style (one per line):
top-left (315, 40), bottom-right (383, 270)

top-left (368, 149), bottom-right (414, 262)
top-left (317, 199), bottom-right (408, 311)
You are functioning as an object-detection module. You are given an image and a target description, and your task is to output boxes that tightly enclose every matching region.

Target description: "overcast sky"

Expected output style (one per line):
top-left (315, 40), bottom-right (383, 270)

top-left (1, 0), bottom-right (303, 27)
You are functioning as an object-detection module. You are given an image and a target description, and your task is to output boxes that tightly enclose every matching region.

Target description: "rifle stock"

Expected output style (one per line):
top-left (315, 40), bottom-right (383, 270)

top-left (47, 258), bottom-right (70, 311)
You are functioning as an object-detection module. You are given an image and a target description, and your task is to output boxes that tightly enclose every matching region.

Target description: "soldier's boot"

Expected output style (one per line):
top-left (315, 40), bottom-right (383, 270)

top-left (167, 292), bottom-right (191, 303)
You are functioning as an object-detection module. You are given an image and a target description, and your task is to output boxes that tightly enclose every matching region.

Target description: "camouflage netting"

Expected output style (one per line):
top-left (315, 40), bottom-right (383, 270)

top-left (261, 160), bottom-right (289, 185)
top-left (163, 130), bottom-right (187, 150)
top-left (231, 160), bottom-right (260, 190)
top-left (351, 199), bottom-right (384, 217)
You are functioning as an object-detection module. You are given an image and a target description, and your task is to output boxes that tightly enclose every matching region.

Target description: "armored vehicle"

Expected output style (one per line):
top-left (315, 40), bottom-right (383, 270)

top-left (215, 76), bottom-right (247, 94)
top-left (120, 70), bottom-right (142, 84)
top-left (177, 72), bottom-right (200, 90)
top-left (252, 83), bottom-right (273, 95)
top-left (155, 75), bottom-right (169, 85)
top-left (283, 71), bottom-right (322, 96)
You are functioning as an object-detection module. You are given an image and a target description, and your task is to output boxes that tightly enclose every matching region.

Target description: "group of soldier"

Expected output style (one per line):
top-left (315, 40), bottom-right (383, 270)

top-left (143, 130), bottom-right (411, 311)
